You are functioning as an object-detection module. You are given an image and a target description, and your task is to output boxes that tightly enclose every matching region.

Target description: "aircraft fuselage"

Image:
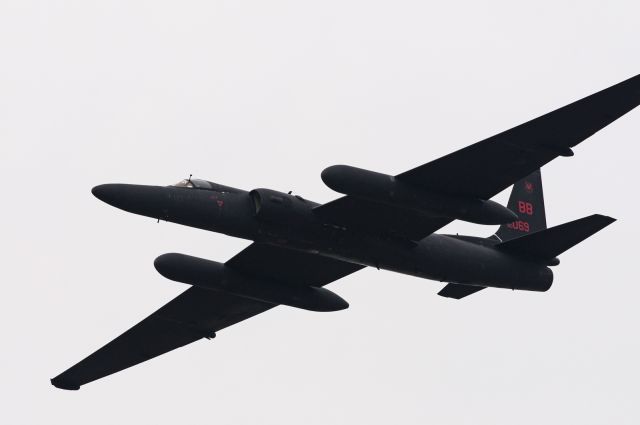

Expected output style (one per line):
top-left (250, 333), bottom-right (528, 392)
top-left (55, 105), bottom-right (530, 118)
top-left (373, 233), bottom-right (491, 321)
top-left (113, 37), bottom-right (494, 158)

top-left (92, 183), bottom-right (553, 292)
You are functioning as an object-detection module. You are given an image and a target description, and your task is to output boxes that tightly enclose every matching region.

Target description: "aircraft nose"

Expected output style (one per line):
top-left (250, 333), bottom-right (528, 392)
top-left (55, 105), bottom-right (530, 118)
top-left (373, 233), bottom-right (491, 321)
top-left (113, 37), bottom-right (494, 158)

top-left (91, 184), bottom-right (119, 205)
top-left (91, 183), bottom-right (171, 218)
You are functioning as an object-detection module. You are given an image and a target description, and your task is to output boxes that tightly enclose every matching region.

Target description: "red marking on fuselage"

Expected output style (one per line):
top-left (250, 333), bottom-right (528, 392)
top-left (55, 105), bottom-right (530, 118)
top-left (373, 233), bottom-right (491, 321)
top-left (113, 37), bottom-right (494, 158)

top-left (216, 200), bottom-right (224, 207)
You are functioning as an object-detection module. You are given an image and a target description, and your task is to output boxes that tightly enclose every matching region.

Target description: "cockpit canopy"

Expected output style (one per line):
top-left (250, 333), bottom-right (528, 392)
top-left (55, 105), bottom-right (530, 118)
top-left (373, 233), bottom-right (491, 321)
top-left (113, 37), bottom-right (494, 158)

top-left (172, 178), bottom-right (240, 193)
top-left (173, 178), bottom-right (212, 189)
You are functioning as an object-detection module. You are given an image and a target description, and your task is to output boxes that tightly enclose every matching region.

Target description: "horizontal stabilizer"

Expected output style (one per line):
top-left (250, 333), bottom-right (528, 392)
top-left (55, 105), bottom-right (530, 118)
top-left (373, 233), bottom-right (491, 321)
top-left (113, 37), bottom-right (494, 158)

top-left (497, 214), bottom-right (615, 260)
top-left (438, 283), bottom-right (486, 299)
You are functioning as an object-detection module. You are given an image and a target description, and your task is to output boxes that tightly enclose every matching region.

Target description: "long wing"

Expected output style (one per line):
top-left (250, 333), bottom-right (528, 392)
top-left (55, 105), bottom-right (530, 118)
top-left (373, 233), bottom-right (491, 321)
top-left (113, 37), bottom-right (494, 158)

top-left (397, 73), bottom-right (640, 198)
top-left (316, 73), bottom-right (640, 240)
top-left (51, 244), bottom-right (363, 390)
top-left (51, 287), bottom-right (271, 390)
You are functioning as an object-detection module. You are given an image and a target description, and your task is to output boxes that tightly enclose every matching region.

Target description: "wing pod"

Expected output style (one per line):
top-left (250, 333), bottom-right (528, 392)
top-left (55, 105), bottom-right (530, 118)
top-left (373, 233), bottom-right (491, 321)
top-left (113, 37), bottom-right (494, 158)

top-left (321, 165), bottom-right (517, 225)
top-left (154, 253), bottom-right (349, 312)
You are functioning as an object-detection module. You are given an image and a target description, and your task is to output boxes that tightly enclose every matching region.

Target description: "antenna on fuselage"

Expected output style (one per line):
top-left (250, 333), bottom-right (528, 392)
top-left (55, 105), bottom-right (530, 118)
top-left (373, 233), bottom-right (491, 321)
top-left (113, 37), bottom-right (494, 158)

top-left (188, 174), bottom-right (192, 183)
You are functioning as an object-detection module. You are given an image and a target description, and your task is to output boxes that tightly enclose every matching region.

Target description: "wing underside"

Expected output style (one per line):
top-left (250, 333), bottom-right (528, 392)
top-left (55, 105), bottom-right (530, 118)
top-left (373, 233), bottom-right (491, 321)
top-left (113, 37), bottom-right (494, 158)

top-left (51, 244), bottom-right (363, 390)
top-left (316, 74), bottom-right (640, 239)
top-left (397, 73), bottom-right (640, 198)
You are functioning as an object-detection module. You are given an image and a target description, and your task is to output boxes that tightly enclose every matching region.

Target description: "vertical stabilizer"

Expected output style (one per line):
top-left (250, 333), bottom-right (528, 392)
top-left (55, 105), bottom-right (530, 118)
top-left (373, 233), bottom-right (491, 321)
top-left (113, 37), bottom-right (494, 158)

top-left (494, 169), bottom-right (547, 242)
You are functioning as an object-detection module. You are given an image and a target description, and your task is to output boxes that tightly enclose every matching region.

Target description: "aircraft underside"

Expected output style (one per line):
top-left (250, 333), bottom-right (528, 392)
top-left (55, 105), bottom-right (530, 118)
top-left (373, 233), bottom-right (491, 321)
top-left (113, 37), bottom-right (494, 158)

top-left (51, 72), bottom-right (638, 390)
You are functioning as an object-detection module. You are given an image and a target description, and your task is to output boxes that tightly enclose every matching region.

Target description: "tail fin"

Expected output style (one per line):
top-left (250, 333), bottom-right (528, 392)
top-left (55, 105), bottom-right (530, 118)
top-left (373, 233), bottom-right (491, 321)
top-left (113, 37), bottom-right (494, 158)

top-left (497, 214), bottom-right (615, 261)
top-left (494, 169), bottom-right (547, 242)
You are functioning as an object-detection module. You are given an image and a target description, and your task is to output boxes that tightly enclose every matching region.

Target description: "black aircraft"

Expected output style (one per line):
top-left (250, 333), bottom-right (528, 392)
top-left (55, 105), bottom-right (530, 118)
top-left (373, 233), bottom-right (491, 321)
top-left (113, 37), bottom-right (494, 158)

top-left (52, 74), bottom-right (640, 390)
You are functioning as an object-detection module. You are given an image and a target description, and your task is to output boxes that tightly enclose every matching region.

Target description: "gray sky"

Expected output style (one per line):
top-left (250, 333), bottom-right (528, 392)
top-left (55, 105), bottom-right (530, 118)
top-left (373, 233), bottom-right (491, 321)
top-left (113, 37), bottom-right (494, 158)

top-left (2, 1), bottom-right (639, 423)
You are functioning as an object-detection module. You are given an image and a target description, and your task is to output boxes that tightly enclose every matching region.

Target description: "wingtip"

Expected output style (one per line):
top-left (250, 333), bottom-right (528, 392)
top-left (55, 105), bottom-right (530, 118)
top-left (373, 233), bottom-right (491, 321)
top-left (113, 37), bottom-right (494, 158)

top-left (592, 214), bottom-right (617, 225)
top-left (51, 377), bottom-right (80, 391)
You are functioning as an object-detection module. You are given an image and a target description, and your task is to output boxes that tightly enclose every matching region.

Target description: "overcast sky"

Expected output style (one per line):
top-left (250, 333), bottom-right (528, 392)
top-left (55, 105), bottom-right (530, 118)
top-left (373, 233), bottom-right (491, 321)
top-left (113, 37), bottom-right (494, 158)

top-left (2, 1), bottom-right (639, 424)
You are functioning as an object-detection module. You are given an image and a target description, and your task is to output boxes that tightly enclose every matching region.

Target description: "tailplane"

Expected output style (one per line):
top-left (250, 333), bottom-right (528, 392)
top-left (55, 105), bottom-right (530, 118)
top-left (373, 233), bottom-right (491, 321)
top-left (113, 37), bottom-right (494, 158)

top-left (496, 214), bottom-right (615, 262)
